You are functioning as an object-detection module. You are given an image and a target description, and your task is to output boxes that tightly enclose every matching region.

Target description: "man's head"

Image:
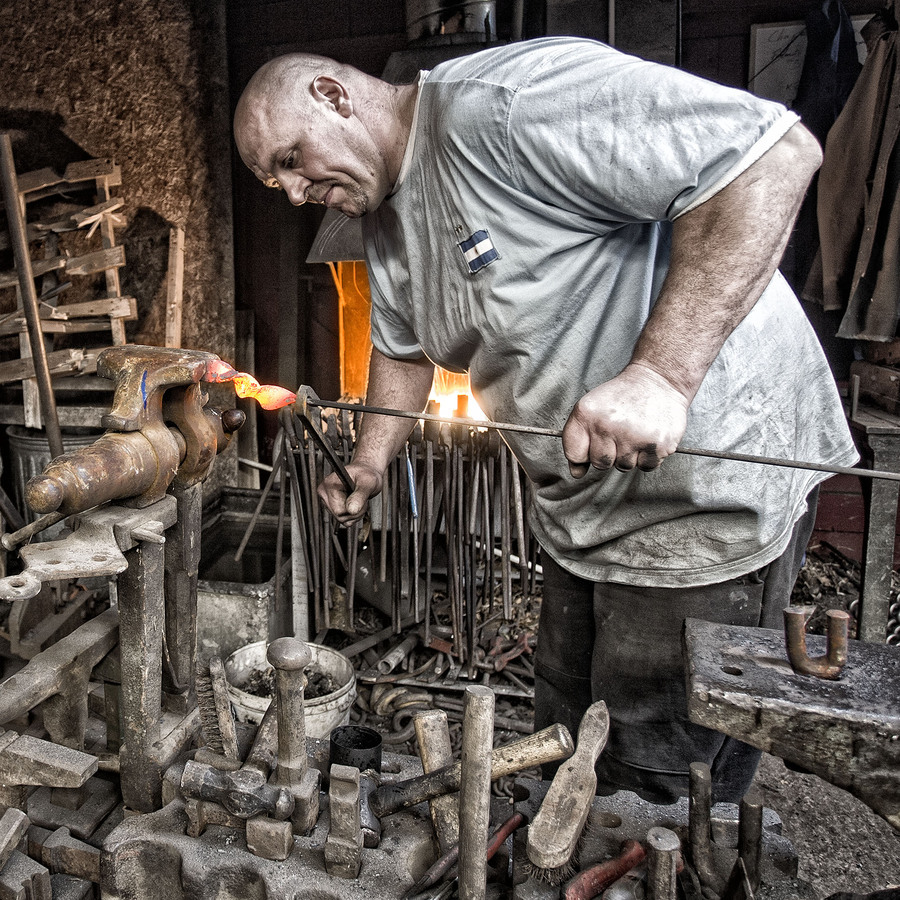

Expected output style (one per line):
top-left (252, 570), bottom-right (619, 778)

top-left (234, 54), bottom-right (411, 218)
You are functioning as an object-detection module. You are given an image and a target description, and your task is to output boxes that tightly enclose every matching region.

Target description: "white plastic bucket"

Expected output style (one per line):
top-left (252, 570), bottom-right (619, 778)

top-left (224, 640), bottom-right (356, 738)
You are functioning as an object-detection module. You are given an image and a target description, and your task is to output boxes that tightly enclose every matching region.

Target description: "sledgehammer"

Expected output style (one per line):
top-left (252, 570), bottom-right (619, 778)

top-left (368, 722), bottom-right (574, 819)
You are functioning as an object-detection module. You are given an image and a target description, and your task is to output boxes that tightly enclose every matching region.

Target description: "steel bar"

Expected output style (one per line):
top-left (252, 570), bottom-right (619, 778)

top-left (424, 438), bottom-right (435, 643)
top-left (306, 396), bottom-right (900, 483)
top-left (234, 433), bottom-right (285, 563)
top-left (0, 133), bottom-right (64, 458)
top-left (1, 511), bottom-right (65, 551)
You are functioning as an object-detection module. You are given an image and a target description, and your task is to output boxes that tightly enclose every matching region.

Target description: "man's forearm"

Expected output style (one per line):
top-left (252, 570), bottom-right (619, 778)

top-left (353, 348), bottom-right (435, 471)
top-left (630, 121), bottom-right (823, 402)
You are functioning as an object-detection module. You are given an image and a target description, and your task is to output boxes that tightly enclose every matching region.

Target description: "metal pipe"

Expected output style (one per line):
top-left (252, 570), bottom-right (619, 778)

top-left (304, 395), bottom-right (900, 483)
top-left (0, 133), bottom-right (64, 459)
top-left (738, 789), bottom-right (763, 893)
top-left (784, 606), bottom-right (850, 679)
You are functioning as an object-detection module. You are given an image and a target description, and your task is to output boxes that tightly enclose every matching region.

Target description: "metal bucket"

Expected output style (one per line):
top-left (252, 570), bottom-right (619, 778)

top-left (224, 640), bottom-right (356, 738)
top-left (6, 425), bottom-right (103, 531)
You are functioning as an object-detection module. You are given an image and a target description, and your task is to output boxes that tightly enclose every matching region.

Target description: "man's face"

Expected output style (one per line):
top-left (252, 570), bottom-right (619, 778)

top-left (236, 78), bottom-right (390, 218)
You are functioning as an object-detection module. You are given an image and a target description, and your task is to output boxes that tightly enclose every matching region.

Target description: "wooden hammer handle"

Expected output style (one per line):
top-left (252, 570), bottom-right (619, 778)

top-left (370, 722), bottom-right (574, 818)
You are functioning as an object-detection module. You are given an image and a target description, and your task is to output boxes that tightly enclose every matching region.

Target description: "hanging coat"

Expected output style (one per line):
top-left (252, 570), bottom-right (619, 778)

top-left (782, 0), bottom-right (861, 293)
top-left (804, 4), bottom-right (900, 340)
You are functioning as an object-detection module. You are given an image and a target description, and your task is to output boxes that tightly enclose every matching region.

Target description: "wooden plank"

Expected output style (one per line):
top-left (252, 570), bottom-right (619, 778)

top-left (15, 159), bottom-right (120, 196)
top-left (164, 226), bottom-right (185, 348)
top-left (95, 175), bottom-right (127, 344)
top-left (0, 316), bottom-right (127, 337)
top-left (43, 296), bottom-right (135, 320)
top-left (863, 338), bottom-right (900, 366)
top-left (0, 257), bottom-right (65, 289)
top-left (0, 349), bottom-right (85, 385)
top-left (64, 245), bottom-right (126, 277)
top-left (850, 360), bottom-right (900, 416)
top-left (0, 404), bottom-right (106, 428)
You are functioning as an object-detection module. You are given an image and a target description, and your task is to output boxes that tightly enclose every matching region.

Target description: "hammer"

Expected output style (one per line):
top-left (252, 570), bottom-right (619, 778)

top-left (367, 721), bottom-right (574, 819)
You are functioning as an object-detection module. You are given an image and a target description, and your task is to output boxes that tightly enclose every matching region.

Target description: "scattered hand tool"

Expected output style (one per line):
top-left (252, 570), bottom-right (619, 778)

top-left (403, 809), bottom-right (528, 899)
top-left (563, 839), bottom-right (646, 900)
top-left (303, 393), bottom-right (900, 483)
top-left (526, 701), bottom-right (610, 884)
top-left (646, 826), bottom-right (681, 900)
top-left (368, 722), bottom-right (574, 819)
top-left (688, 761), bottom-right (726, 897)
top-left (458, 685), bottom-right (494, 900)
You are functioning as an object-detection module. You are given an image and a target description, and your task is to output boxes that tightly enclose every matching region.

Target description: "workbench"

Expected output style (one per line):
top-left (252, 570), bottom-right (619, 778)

top-left (846, 401), bottom-right (900, 642)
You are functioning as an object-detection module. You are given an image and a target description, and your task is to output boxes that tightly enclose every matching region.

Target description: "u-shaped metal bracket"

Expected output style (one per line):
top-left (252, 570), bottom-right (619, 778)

top-left (784, 606), bottom-right (850, 680)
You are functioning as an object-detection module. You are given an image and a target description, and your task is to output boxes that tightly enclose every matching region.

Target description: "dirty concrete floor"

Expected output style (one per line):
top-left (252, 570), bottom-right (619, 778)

top-left (752, 753), bottom-right (898, 897)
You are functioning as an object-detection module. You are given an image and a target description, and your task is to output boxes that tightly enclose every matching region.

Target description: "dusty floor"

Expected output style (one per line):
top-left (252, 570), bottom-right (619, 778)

top-left (752, 753), bottom-right (899, 898)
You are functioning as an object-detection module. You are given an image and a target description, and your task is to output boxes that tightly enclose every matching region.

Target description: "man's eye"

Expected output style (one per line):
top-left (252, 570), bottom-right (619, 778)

top-left (263, 177), bottom-right (283, 191)
top-left (283, 154), bottom-right (295, 169)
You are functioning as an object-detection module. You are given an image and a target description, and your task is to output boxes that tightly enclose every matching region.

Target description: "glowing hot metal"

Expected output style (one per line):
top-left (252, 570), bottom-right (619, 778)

top-left (204, 360), bottom-right (297, 410)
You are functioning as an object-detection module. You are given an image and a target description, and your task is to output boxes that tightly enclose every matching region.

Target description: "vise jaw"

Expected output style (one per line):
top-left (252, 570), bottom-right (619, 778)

top-left (24, 346), bottom-right (244, 518)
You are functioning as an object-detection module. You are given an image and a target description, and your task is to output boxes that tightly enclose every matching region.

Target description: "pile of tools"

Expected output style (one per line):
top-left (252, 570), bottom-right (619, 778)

top-left (0, 345), bottom-right (890, 899)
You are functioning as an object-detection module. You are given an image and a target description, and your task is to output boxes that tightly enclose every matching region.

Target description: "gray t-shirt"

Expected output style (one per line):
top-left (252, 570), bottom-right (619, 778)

top-left (362, 37), bottom-right (858, 587)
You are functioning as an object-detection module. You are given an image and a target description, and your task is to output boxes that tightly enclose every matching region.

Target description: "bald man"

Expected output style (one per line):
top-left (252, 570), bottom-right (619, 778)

top-left (235, 38), bottom-right (857, 804)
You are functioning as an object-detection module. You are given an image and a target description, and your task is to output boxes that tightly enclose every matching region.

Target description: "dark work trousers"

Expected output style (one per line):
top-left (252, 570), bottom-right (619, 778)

top-left (533, 489), bottom-right (818, 805)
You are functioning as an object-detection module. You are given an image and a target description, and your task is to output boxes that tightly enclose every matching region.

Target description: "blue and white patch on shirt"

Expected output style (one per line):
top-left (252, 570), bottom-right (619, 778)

top-left (458, 229), bottom-right (499, 273)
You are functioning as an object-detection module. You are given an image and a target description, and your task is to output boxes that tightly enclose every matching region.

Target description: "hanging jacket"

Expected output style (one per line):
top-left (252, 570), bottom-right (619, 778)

top-left (804, 3), bottom-right (900, 340)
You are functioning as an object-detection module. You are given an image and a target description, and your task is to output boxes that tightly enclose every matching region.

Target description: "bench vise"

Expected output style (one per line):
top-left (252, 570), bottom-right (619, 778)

top-left (24, 345), bottom-right (244, 518)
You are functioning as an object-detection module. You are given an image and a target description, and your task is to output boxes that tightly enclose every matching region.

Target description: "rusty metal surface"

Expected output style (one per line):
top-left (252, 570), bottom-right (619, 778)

top-left (97, 346), bottom-right (219, 432)
top-left (0, 498), bottom-right (177, 601)
top-left (684, 617), bottom-right (900, 831)
top-left (0, 606), bottom-right (118, 747)
top-left (784, 606), bottom-right (850, 679)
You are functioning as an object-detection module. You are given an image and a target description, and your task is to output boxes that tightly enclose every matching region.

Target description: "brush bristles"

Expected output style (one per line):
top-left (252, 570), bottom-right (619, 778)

top-left (523, 856), bottom-right (578, 886)
top-left (195, 663), bottom-right (225, 754)
top-left (523, 822), bottom-right (588, 886)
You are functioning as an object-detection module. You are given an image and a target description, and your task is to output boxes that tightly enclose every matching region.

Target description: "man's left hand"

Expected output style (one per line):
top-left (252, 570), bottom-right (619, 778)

top-left (562, 363), bottom-right (689, 477)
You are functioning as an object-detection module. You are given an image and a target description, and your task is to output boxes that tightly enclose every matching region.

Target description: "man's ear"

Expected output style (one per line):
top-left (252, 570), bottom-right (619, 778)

top-left (311, 75), bottom-right (353, 117)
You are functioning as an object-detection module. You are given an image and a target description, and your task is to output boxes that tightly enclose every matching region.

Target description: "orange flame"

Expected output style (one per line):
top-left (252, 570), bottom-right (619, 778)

top-left (204, 359), bottom-right (297, 410)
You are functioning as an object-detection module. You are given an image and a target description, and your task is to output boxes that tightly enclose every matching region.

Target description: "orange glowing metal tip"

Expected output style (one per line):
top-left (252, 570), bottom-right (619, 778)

top-left (204, 359), bottom-right (297, 411)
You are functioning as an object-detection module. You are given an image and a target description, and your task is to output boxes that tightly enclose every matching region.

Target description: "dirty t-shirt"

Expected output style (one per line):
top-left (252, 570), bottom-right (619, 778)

top-left (362, 37), bottom-right (859, 587)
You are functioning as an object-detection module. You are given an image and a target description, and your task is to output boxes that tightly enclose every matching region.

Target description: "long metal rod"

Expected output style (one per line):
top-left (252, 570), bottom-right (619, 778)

top-left (0, 132), bottom-right (64, 459)
top-left (305, 396), bottom-right (900, 483)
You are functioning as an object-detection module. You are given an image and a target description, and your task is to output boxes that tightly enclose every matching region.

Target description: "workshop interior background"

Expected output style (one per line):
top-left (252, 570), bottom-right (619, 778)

top-left (1, 0), bottom-right (890, 555)
top-left (0, 0), bottom-right (898, 898)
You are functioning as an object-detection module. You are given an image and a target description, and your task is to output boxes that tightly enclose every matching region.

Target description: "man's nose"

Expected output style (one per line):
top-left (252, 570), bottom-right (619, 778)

top-left (283, 175), bottom-right (311, 206)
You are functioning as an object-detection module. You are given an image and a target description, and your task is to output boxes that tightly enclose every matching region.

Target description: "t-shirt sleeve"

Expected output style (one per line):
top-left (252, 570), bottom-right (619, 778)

top-left (369, 294), bottom-right (423, 359)
top-left (503, 43), bottom-right (800, 224)
top-left (362, 216), bottom-right (424, 360)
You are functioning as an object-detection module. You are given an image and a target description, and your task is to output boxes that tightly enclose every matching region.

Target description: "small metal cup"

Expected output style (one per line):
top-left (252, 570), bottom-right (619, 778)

top-left (329, 724), bottom-right (383, 773)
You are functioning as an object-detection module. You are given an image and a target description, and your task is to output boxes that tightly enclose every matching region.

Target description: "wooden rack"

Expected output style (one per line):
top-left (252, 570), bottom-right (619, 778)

top-left (0, 155), bottom-right (136, 430)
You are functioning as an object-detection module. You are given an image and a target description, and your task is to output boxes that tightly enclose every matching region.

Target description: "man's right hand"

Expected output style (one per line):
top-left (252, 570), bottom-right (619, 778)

top-left (317, 462), bottom-right (384, 524)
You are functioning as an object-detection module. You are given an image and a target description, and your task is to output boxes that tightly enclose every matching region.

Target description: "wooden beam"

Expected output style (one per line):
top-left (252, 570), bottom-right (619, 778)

top-left (165, 226), bottom-right (185, 348)
top-left (0, 349), bottom-right (86, 385)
